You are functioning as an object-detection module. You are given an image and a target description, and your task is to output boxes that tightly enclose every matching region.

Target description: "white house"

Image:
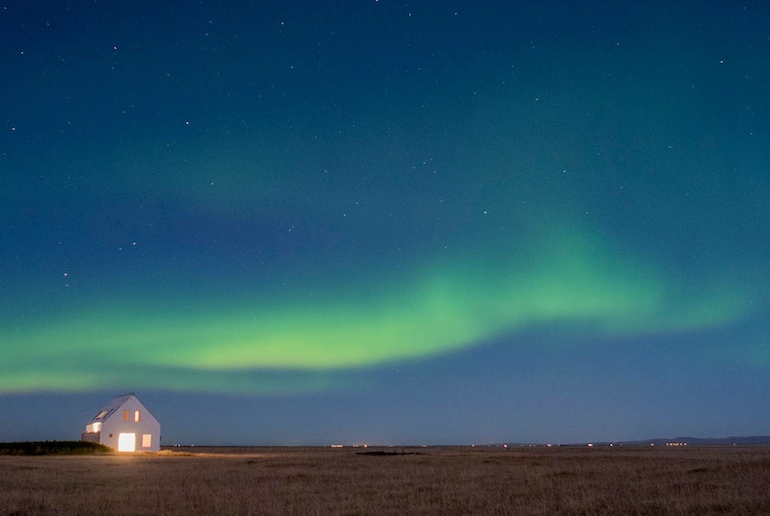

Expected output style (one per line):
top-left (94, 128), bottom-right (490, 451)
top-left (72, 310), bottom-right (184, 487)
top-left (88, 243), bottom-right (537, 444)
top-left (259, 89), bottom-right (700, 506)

top-left (81, 393), bottom-right (161, 452)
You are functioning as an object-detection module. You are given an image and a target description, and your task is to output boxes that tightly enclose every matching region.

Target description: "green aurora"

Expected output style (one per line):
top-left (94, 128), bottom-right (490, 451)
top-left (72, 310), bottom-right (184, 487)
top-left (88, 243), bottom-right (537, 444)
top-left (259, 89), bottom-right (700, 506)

top-left (2, 1), bottom-right (770, 445)
top-left (1, 227), bottom-right (755, 394)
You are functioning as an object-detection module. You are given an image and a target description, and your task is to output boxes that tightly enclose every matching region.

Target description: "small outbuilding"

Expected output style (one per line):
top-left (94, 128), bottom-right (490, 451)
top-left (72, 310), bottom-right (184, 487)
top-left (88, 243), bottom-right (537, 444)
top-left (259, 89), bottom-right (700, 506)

top-left (81, 393), bottom-right (161, 452)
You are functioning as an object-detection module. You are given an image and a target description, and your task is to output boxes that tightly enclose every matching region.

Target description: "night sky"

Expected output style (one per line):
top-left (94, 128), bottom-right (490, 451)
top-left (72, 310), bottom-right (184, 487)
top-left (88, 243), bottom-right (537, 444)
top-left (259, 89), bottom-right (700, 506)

top-left (2, 1), bottom-right (769, 445)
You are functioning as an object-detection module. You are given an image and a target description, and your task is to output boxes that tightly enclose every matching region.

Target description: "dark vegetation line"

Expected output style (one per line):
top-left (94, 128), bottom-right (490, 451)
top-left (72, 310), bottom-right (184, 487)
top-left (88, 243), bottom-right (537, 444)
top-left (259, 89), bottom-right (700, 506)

top-left (0, 441), bottom-right (112, 455)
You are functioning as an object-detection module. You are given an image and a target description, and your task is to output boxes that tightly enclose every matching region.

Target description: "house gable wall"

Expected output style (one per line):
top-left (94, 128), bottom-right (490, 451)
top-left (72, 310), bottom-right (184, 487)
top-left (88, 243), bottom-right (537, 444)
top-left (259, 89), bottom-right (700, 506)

top-left (97, 395), bottom-right (161, 452)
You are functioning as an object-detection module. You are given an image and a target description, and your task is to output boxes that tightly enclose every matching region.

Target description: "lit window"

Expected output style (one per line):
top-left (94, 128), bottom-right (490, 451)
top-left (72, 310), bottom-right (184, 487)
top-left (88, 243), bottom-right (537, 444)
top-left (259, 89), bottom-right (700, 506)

top-left (123, 410), bottom-right (129, 422)
top-left (86, 422), bottom-right (102, 433)
top-left (93, 410), bottom-right (108, 420)
top-left (142, 434), bottom-right (152, 448)
top-left (118, 433), bottom-right (136, 452)
top-left (134, 410), bottom-right (141, 422)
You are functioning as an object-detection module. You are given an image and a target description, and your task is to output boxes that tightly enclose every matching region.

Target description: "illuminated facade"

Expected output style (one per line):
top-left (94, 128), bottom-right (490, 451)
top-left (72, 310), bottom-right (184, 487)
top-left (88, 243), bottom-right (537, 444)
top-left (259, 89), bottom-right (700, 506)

top-left (81, 393), bottom-right (161, 452)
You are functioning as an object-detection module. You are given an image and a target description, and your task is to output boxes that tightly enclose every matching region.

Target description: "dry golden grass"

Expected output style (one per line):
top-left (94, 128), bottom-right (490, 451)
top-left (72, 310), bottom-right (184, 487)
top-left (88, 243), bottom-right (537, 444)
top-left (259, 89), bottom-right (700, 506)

top-left (2, 446), bottom-right (769, 515)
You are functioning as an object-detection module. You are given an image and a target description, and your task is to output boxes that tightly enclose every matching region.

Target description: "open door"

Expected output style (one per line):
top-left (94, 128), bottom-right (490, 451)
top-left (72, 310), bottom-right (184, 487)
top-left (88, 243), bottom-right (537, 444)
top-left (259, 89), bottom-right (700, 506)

top-left (118, 432), bottom-right (136, 452)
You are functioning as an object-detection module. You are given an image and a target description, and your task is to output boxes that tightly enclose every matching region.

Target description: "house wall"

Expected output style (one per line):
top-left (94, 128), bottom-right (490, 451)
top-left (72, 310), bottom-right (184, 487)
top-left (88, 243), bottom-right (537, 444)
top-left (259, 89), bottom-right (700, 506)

top-left (100, 396), bottom-right (161, 452)
top-left (80, 432), bottom-right (100, 443)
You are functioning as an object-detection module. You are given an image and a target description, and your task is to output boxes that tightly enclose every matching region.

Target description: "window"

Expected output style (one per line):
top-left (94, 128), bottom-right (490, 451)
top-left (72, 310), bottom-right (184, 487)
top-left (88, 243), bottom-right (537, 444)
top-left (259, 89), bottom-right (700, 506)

top-left (86, 422), bottom-right (102, 433)
top-left (134, 410), bottom-right (141, 422)
top-left (118, 433), bottom-right (136, 452)
top-left (123, 410), bottom-right (129, 422)
top-left (93, 410), bottom-right (108, 420)
top-left (142, 434), bottom-right (152, 448)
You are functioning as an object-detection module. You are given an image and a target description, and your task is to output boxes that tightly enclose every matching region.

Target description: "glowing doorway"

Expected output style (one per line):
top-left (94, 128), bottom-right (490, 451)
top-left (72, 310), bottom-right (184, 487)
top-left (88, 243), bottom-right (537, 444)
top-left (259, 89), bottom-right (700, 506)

top-left (118, 433), bottom-right (136, 452)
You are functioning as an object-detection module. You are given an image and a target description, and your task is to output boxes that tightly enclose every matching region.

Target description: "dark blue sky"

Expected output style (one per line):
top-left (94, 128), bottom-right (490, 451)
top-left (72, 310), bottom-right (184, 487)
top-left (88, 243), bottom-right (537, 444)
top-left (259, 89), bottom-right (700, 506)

top-left (1, 1), bottom-right (769, 445)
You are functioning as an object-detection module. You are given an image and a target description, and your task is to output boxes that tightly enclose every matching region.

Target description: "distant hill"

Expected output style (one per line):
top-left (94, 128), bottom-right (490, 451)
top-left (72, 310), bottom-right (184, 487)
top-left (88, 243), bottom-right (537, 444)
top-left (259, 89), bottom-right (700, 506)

top-left (615, 436), bottom-right (770, 447)
top-left (501, 436), bottom-right (770, 447)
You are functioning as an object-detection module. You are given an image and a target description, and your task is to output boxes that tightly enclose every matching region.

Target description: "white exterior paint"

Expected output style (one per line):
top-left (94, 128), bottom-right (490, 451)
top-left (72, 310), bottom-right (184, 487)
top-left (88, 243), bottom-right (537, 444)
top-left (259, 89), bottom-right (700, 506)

top-left (82, 394), bottom-right (161, 452)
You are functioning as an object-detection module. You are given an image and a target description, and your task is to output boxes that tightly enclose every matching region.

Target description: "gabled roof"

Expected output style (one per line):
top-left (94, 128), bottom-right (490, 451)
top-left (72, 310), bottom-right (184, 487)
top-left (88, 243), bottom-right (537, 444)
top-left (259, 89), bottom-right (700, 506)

top-left (88, 393), bottom-right (136, 422)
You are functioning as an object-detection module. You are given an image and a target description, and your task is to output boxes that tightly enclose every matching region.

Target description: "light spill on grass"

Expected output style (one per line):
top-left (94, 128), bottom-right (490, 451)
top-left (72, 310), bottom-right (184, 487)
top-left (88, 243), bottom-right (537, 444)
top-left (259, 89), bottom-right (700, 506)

top-left (2, 446), bottom-right (770, 515)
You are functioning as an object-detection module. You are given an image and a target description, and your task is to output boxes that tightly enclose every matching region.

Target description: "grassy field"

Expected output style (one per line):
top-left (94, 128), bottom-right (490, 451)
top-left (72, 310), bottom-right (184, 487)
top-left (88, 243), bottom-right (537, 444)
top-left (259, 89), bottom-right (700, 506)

top-left (1, 445), bottom-right (769, 515)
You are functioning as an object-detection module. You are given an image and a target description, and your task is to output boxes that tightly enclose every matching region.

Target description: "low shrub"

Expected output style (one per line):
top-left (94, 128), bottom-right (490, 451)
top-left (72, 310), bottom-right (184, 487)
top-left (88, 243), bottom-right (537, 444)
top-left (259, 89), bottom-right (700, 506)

top-left (0, 441), bottom-right (112, 455)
